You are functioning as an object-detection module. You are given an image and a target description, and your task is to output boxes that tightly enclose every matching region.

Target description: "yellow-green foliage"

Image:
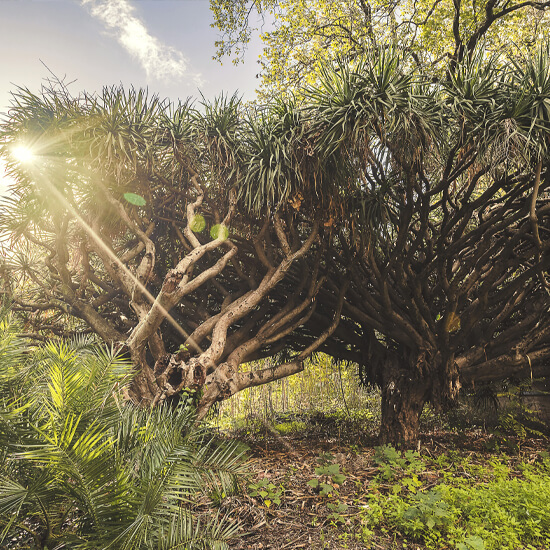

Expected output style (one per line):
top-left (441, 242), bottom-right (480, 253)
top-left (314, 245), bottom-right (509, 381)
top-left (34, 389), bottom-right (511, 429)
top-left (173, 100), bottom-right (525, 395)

top-left (363, 449), bottom-right (550, 550)
top-left (401, 0), bottom-right (549, 64)
top-left (274, 421), bottom-right (308, 434)
top-left (212, 354), bottom-right (379, 430)
top-left (211, 0), bottom-right (550, 98)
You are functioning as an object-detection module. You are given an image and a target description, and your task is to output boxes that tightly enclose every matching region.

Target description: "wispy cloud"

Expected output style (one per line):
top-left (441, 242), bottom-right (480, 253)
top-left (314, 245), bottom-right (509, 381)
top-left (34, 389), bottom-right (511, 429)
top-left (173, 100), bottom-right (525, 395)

top-left (81, 0), bottom-right (202, 84)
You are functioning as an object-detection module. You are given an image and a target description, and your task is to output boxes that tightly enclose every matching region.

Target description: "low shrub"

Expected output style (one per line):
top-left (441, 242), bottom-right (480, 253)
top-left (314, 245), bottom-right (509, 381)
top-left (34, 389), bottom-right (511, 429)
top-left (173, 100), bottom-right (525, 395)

top-left (0, 319), bottom-right (247, 550)
top-left (274, 420), bottom-right (308, 434)
top-left (362, 448), bottom-right (550, 550)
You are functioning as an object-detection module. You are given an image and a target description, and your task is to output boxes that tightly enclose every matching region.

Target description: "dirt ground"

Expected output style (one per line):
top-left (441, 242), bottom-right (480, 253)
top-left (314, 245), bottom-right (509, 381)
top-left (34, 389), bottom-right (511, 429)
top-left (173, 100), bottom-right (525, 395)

top-left (218, 426), bottom-right (550, 550)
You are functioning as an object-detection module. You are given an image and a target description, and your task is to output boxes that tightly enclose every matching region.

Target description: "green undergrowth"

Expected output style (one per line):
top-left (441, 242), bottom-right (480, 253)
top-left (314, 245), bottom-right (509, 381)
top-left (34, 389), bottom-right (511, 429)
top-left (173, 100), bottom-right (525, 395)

top-left (362, 447), bottom-right (550, 550)
top-left (208, 355), bottom-right (382, 436)
top-left (0, 322), bottom-right (247, 550)
top-left (273, 420), bottom-right (308, 434)
top-left (211, 408), bottom-right (380, 442)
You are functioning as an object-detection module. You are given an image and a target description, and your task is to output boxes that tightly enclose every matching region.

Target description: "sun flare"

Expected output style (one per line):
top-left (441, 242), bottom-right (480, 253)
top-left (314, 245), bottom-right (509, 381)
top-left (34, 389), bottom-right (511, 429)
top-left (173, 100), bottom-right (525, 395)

top-left (12, 145), bottom-right (36, 164)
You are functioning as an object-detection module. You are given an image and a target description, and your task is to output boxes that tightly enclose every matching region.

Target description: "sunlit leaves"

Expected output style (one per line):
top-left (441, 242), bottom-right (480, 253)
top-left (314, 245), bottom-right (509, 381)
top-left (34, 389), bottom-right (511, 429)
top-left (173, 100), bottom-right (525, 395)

top-left (211, 0), bottom-right (550, 98)
top-left (160, 99), bottom-right (195, 146)
top-left (0, 331), bottom-right (246, 549)
top-left (87, 86), bottom-right (165, 168)
top-left (199, 93), bottom-right (243, 185)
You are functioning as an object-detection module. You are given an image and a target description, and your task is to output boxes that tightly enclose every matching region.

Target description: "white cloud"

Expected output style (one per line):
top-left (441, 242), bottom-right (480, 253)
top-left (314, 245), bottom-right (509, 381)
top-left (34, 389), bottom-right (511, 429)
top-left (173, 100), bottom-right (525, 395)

top-left (81, 0), bottom-right (202, 84)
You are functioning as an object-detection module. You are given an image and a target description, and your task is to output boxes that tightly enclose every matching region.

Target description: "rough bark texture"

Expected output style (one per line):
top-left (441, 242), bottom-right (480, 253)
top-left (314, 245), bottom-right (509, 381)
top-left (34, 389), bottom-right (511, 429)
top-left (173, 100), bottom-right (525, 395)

top-left (379, 367), bottom-right (431, 446)
top-left (3, 54), bottom-right (550, 447)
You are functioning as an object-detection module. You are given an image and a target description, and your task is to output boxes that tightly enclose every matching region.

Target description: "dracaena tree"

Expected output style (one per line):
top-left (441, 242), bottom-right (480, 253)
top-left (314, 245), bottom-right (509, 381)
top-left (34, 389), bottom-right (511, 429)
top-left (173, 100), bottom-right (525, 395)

top-left (2, 43), bottom-right (550, 447)
top-left (296, 45), bottom-right (550, 444)
top-left (0, 85), bottom-right (347, 418)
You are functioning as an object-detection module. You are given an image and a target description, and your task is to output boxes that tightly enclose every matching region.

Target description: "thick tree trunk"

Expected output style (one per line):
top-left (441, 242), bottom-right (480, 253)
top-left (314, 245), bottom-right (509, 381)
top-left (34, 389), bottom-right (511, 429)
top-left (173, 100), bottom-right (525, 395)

top-left (378, 355), bottom-right (431, 447)
top-left (126, 346), bottom-right (160, 405)
top-left (377, 349), bottom-right (461, 446)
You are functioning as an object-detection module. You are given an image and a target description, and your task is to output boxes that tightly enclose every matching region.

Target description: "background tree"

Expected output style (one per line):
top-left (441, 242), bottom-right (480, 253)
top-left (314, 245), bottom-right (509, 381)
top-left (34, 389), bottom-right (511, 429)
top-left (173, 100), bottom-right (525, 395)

top-left (210, 0), bottom-right (550, 97)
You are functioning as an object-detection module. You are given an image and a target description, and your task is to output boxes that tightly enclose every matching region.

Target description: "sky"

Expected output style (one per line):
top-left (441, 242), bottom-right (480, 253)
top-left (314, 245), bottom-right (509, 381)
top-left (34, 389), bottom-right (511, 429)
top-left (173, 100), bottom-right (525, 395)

top-left (0, 0), bottom-right (266, 194)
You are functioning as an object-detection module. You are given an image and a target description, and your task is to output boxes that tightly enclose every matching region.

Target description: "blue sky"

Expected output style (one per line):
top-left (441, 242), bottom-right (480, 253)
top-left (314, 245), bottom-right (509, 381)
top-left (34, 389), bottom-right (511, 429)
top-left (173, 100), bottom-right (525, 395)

top-left (0, 0), bottom-right (265, 193)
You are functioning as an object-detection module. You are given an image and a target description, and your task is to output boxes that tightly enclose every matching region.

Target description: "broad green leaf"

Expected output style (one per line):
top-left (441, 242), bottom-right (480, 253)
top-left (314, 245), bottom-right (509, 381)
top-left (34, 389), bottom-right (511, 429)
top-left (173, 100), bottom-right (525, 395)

top-left (332, 473), bottom-right (346, 485)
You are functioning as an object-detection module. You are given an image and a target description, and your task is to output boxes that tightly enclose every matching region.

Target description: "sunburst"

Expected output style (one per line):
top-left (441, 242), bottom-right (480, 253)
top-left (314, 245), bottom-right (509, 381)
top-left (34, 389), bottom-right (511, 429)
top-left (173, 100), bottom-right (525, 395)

top-left (12, 145), bottom-right (36, 164)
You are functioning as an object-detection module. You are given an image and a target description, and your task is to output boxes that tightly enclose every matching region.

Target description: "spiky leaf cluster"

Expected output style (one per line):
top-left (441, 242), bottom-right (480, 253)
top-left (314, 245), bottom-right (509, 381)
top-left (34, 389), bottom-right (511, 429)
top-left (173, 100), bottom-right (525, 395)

top-left (0, 315), bottom-right (246, 549)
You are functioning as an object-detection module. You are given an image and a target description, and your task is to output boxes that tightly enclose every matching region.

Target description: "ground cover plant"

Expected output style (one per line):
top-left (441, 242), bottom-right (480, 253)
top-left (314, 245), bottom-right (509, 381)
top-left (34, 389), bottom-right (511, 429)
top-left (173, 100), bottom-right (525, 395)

top-left (362, 447), bottom-right (550, 549)
top-left (0, 317), bottom-right (247, 550)
top-left (222, 425), bottom-right (550, 550)
top-left (1, 312), bottom-right (549, 550)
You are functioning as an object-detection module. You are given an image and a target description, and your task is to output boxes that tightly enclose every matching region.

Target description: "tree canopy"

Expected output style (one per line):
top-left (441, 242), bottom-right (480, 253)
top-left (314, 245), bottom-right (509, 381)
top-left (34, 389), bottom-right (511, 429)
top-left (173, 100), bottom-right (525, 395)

top-left (1, 43), bottom-right (549, 443)
top-left (299, 45), bottom-right (550, 442)
top-left (0, 83), bottom-right (347, 417)
top-left (211, 0), bottom-right (550, 97)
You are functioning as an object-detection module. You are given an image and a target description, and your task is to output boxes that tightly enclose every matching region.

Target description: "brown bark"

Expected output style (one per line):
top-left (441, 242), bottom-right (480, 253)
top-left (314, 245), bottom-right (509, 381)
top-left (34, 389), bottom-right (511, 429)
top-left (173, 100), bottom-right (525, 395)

top-left (375, 346), bottom-right (461, 446)
top-left (118, 211), bottom-right (329, 412)
top-left (195, 278), bottom-right (349, 419)
top-left (378, 357), bottom-right (431, 446)
top-left (459, 348), bottom-right (550, 384)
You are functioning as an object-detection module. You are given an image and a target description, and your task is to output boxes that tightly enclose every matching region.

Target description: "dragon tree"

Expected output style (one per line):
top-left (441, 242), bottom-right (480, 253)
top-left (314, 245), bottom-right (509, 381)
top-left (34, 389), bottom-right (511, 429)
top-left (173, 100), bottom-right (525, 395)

top-left (2, 45), bottom-right (550, 445)
top-left (0, 87), bottom-right (347, 416)
top-left (295, 45), bottom-right (550, 444)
